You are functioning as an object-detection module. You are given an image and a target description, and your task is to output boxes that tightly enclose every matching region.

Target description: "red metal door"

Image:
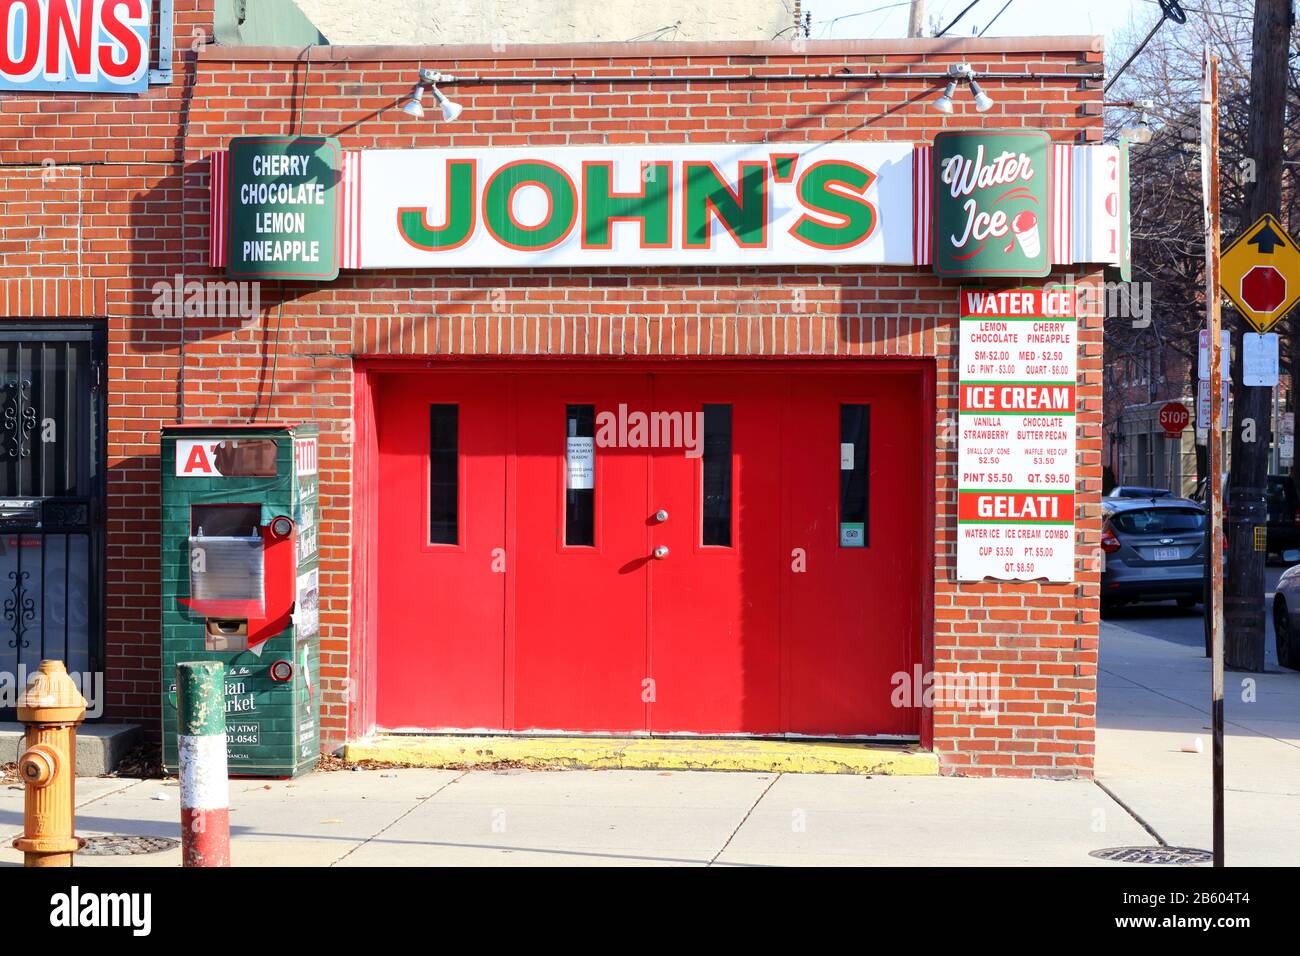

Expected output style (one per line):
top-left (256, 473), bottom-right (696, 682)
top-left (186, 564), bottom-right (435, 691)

top-left (374, 365), bottom-right (924, 738)
top-left (783, 371), bottom-right (923, 736)
top-left (511, 373), bottom-right (651, 732)
top-left (647, 373), bottom-right (783, 733)
top-left (375, 374), bottom-right (509, 730)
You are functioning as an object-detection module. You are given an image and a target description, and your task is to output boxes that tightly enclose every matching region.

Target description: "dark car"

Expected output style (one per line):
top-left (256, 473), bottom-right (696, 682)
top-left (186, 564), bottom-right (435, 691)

top-left (1191, 474), bottom-right (1300, 559)
top-left (1101, 498), bottom-right (1208, 610)
top-left (1106, 486), bottom-right (1173, 499)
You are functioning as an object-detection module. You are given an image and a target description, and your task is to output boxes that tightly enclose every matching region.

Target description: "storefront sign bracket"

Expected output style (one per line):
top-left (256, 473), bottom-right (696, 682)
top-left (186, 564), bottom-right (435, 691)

top-left (149, 0), bottom-right (175, 86)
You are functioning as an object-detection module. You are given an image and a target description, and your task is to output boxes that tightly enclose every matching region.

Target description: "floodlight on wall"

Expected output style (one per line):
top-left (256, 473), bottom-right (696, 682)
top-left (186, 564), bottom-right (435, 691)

top-left (933, 79), bottom-right (957, 115)
top-left (401, 68), bottom-right (462, 122)
top-left (931, 63), bottom-right (996, 114)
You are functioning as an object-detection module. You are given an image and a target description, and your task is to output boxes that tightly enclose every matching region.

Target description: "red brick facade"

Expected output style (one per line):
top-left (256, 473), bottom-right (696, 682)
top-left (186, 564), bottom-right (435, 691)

top-left (0, 1), bottom-right (1105, 777)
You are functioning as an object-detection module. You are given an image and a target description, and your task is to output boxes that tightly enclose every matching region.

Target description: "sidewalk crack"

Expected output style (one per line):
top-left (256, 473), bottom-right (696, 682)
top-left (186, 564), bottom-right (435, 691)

top-left (1095, 779), bottom-right (1166, 847)
top-left (708, 772), bottom-right (781, 867)
top-left (328, 770), bottom-right (468, 867)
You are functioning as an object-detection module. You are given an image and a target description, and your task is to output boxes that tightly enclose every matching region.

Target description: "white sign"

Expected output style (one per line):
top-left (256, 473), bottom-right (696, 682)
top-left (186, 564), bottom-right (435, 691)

top-left (1242, 332), bottom-right (1279, 387)
top-left (956, 289), bottom-right (1078, 582)
top-left (1196, 379), bottom-right (1229, 432)
top-left (294, 437), bottom-right (318, 476)
top-left (175, 440), bottom-right (222, 477)
top-left (1198, 328), bottom-right (1231, 382)
top-left (361, 143), bottom-right (916, 269)
top-left (566, 437), bottom-right (594, 490)
top-left (840, 443), bottom-right (855, 470)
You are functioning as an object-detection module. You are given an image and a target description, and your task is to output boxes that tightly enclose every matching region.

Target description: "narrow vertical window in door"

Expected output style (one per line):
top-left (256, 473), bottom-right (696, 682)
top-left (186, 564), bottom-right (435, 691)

top-left (839, 404), bottom-right (869, 548)
top-left (565, 404), bottom-right (595, 546)
top-left (701, 403), bottom-right (733, 547)
top-left (429, 404), bottom-right (458, 545)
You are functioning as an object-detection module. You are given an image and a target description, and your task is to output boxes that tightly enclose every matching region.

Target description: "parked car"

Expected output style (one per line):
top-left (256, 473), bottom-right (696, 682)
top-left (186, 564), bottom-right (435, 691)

top-left (1270, 565), bottom-right (1300, 670)
top-left (1101, 498), bottom-right (1208, 611)
top-left (1191, 473), bottom-right (1300, 560)
top-left (1106, 486), bottom-right (1173, 499)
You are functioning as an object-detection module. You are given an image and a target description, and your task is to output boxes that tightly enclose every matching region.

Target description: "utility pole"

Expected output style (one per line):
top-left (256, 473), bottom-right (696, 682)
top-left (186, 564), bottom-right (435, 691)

top-left (908, 0), bottom-right (926, 38)
top-left (1224, 0), bottom-right (1295, 672)
top-left (1201, 49), bottom-right (1225, 869)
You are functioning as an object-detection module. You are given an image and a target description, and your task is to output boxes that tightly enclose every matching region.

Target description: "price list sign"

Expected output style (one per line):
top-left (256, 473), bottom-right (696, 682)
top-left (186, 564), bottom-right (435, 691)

top-left (957, 288), bottom-right (1078, 582)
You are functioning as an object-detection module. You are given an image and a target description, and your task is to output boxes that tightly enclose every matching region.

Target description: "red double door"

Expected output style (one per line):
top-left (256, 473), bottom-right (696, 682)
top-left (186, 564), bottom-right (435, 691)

top-left (376, 367), bottom-right (925, 737)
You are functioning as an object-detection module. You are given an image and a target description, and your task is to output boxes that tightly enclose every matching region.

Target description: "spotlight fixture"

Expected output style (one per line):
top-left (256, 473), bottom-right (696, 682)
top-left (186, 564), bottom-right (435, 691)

top-left (1119, 97), bottom-right (1156, 144)
top-left (401, 67), bottom-right (462, 122)
top-left (933, 79), bottom-right (957, 115)
top-left (931, 63), bottom-right (996, 114)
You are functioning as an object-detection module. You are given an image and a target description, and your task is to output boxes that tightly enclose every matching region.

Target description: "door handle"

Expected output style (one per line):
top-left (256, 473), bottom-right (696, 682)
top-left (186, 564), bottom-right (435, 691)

top-left (654, 509), bottom-right (669, 523)
top-left (653, 545), bottom-right (669, 560)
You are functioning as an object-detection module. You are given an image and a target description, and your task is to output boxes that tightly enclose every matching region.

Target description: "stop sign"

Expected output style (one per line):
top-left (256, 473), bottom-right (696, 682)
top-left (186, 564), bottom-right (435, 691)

top-left (1159, 402), bottom-right (1190, 435)
top-left (1241, 266), bottom-right (1287, 313)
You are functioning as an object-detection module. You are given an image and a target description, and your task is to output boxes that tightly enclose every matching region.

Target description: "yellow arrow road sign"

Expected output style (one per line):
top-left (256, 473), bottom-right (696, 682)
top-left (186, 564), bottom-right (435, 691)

top-left (1220, 214), bottom-right (1300, 333)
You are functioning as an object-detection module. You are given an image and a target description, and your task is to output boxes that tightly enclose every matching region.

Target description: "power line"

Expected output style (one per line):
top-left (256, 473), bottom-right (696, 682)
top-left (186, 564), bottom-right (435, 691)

top-left (978, 0), bottom-right (1014, 37)
top-left (936, 0), bottom-right (983, 37)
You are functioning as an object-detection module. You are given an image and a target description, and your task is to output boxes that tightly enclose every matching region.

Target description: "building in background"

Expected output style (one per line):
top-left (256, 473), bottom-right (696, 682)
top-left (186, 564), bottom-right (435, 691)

top-left (288, 0), bottom-right (791, 45)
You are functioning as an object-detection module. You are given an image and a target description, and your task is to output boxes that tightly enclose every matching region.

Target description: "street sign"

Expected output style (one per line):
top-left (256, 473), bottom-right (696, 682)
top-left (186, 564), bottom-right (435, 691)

top-left (1242, 332), bottom-right (1280, 387)
top-left (1198, 328), bottom-right (1230, 381)
top-left (1197, 378), bottom-right (1228, 432)
top-left (1159, 402), bottom-right (1190, 436)
top-left (1220, 214), bottom-right (1300, 333)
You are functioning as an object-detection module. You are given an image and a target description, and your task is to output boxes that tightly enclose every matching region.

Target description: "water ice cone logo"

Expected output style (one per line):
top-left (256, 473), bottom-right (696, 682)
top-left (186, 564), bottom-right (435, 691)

top-left (1011, 210), bottom-right (1040, 259)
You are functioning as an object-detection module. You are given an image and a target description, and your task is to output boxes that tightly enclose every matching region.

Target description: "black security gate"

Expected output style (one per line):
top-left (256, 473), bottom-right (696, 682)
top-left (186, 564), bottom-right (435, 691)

top-left (0, 326), bottom-right (105, 719)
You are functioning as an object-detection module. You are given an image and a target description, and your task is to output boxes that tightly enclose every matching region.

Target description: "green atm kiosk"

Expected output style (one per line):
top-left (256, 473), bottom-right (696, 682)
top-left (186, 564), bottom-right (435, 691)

top-left (160, 424), bottom-right (320, 778)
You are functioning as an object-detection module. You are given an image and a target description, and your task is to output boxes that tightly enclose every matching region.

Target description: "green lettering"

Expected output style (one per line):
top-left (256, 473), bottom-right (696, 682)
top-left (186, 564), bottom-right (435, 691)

top-left (484, 161), bottom-right (577, 250)
top-left (398, 160), bottom-right (476, 251)
top-left (791, 161), bottom-right (877, 250)
top-left (583, 162), bottom-right (672, 247)
top-left (683, 162), bottom-right (767, 248)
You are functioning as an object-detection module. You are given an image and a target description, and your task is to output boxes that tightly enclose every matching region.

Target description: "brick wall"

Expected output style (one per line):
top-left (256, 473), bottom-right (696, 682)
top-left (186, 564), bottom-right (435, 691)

top-left (0, 18), bottom-right (1105, 777)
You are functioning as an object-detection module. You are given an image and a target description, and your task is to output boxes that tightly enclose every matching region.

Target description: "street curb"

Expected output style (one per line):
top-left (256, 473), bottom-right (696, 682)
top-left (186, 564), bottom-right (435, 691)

top-left (343, 736), bottom-right (939, 775)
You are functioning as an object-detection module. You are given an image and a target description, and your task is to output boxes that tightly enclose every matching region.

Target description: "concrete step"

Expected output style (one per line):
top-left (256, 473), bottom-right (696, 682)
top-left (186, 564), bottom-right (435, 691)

top-left (0, 722), bottom-right (141, 777)
top-left (345, 735), bottom-right (939, 775)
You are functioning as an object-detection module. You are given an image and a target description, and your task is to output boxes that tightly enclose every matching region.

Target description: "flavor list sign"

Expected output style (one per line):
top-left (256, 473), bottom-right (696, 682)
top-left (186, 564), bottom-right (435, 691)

top-left (934, 131), bottom-right (1052, 278)
top-left (957, 288), bottom-right (1078, 582)
top-left (225, 136), bottom-right (341, 280)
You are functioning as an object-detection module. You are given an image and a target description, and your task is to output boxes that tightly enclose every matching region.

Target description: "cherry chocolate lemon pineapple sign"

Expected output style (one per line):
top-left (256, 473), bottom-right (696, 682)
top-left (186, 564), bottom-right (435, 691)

top-left (958, 287), bottom-right (1077, 582)
top-left (934, 131), bottom-right (1052, 278)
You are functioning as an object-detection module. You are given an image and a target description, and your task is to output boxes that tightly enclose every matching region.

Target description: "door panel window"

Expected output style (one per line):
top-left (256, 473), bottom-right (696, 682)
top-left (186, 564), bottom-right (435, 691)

top-left (429, 404), bottom-right (458, 545)
top-left (839, 403), bottom-right (870, 548)
top-left (565, 404), bottom-right (595, 547)
top-left (701, 403), bottom-right (733, 547)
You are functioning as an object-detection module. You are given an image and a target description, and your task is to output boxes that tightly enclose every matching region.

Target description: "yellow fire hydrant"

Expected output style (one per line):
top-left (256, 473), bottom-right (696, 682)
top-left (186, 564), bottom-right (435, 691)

top-left (12, 660), bottom-right (87, 867)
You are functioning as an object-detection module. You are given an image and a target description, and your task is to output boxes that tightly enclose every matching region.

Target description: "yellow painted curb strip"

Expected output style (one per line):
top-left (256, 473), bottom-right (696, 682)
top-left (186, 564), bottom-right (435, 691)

top-left (344, 736), bottom-right (938, 775)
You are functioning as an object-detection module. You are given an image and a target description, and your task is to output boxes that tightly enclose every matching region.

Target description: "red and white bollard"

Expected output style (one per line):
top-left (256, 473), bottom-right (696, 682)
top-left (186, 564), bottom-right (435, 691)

top-left (176, 661), bottom-right (231, 867)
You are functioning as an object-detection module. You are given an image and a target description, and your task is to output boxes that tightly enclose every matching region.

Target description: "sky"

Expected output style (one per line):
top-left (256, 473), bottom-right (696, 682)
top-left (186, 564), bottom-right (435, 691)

top-left (804, 0), bottom-right (1160, 43)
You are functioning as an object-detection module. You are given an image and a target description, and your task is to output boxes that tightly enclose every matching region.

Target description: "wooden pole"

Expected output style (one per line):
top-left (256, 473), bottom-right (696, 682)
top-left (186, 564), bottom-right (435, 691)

top-left (908, 0), bottom-right (926, 37)
top-left (1201, 48), bottom-right (1225, 869)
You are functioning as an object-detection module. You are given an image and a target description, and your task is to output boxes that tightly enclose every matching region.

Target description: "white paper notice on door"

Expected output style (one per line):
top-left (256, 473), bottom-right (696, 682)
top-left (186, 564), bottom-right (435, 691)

top-left (566, 437), bottom-right (595, 489)
top-left (840, 443), bottom-right (855, 470)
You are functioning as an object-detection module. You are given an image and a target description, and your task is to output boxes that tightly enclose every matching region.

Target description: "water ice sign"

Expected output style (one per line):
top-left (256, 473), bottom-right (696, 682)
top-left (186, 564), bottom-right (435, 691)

top-left (933, 131), bottom-right (1052, 278)
top-left (956, 288), bottom-right (1077, 582)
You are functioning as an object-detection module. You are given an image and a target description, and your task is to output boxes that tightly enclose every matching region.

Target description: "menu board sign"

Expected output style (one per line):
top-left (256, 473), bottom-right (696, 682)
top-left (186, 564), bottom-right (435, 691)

top-left (957, 288), bottom-right (1078, 582)
top-left (225, 136), bottom-right (341, 281)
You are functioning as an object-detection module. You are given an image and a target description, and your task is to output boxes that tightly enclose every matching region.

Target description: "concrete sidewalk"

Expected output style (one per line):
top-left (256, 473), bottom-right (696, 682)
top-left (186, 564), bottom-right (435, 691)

top-left (1097, 595), bottom-right (1300, 868)
top-left (3, 598), bottom-right (1296, 866)
top-left (1, 768), bottom-right (1152, 867)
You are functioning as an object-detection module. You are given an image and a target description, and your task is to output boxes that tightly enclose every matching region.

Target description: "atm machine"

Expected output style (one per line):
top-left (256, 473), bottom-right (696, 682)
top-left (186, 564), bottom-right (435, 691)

top-left (160, 424), bottom-right (320, 778)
